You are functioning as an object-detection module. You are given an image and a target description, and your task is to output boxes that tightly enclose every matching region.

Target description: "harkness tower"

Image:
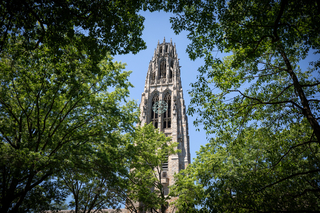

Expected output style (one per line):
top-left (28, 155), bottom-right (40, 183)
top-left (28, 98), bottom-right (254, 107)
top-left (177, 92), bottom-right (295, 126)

top-left (138, 38), bottom-right (191, 196)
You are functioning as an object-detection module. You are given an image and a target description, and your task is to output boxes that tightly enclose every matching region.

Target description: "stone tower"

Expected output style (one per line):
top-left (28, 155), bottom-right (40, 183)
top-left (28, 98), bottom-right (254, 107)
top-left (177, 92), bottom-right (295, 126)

top-left (139, 38), bottom-right (191, 199)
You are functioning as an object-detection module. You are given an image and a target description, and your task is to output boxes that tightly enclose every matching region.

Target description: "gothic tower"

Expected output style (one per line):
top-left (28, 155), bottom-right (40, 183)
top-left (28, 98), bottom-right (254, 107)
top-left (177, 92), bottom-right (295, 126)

top-left (139, 38), bottom-right (191, 199)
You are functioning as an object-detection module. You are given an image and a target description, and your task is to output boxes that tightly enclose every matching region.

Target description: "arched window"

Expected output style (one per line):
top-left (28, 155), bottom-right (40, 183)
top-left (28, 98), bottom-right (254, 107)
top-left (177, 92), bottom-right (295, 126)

top-left (151, 94), bottom-right (159, 128)
top-left (163, 93), bottom-right (171, 129)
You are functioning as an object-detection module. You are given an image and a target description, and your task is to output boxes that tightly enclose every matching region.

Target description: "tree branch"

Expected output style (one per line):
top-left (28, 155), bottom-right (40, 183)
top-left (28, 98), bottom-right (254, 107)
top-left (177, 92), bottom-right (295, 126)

top-left (258, 169), bottom-right (320, 193)
top-left (227, 89), bottom-right (303, 110)
top-left (267, 140), bottom-right (318, 174)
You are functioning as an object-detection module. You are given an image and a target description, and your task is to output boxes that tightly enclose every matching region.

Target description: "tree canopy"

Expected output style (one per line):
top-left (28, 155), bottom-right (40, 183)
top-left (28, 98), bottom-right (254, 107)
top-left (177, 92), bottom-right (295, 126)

top-left (0, 0), bottom-right (148, 56)
top-left (169, 0), bottom-right (320, 212)
top-left (0, 35), bottom-right (138, 212)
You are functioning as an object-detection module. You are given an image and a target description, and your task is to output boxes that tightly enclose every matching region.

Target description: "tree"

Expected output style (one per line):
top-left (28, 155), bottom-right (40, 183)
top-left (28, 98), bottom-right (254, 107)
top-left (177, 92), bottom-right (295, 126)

top-left (125, 124), bottom-right (179, 213)
top-left (169, 0), bottom-right (320, 212)
top-left (0, 36), bottom-right (137, 212)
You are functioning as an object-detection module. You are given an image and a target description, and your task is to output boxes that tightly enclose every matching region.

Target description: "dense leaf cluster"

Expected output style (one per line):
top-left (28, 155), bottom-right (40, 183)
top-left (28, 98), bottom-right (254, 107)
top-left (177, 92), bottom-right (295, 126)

top-left (0, 0), bottom-right (148, 56)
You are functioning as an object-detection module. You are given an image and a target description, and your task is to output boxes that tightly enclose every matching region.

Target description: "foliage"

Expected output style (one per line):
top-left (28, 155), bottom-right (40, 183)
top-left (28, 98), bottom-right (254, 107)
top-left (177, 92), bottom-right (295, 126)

top-left (0, 0), bottom-right (149, 57)
top-left (169, 0), bottom-right (320, 212)
top-left (58, 131), bottom-right (130, 213)
top-left (126, 124), bottom-right (180, 213)
top-left (0, 0), bottom-right (194, 58)
top-left (0, 36), bottom-right (138, 212)
top-left (172, 123), bottom-right (320, 212)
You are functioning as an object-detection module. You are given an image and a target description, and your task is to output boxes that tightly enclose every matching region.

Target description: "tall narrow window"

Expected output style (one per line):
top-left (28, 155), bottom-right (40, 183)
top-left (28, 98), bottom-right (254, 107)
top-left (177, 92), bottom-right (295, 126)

top-left (169, 61), bottom-right (173, 79)
top-left (160, 61), bottom-right (166, 79)
top-left (170, 61), bottom-right (174, 81)
top-left (151, 94), bottom-right (159, 128)
top-left (151, 71), bottom-right (155, 81)
top-left (163, 93), bottom-right (171, 129)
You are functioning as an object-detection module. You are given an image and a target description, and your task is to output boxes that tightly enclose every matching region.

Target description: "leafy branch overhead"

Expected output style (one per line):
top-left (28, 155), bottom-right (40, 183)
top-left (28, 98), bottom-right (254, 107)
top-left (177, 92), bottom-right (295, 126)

top-left (0, 0), bottom-right (149, 56)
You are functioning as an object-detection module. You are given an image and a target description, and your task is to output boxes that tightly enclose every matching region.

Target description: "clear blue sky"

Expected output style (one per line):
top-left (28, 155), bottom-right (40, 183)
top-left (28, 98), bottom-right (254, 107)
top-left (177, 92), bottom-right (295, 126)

top-left (114, 10), bottom-right (319, 163)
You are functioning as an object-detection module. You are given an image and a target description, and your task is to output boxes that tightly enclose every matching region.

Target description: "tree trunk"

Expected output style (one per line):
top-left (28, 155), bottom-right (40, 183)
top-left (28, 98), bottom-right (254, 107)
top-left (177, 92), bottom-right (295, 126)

top-left (279, 48), bottom-right (320, 143)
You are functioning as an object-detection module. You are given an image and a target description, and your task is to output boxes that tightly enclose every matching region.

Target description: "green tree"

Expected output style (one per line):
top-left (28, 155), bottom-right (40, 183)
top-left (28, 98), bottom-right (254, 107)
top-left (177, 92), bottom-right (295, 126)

top-left (169, 0), bottom-right (320, 212)
top-left (0, 36), bottom-right (137, 212)
top-left (126, 124), bottom-right (179, 213)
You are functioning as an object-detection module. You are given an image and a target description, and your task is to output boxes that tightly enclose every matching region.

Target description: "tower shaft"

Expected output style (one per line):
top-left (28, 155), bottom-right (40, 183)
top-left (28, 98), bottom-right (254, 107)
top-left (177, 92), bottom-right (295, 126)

top-left (139, 39), bottom-right (191, 197)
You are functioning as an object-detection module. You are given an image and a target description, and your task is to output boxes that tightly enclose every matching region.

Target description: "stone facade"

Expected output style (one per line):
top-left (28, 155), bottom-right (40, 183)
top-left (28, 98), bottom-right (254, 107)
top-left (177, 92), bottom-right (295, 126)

top-left (138, 38), bottom-right (191, 211)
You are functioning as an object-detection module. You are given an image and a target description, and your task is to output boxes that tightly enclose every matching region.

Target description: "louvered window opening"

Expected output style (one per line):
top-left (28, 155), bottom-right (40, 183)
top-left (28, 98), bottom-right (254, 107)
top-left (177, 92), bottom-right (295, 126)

top-left (162, 161), bottom-right (168, 170)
